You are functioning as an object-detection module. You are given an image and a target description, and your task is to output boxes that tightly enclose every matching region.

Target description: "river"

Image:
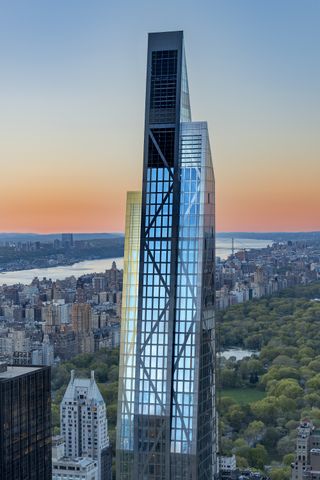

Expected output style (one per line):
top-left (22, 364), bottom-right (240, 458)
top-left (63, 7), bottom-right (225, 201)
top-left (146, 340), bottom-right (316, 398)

top-left (0, 237), bottom-right (271, 286)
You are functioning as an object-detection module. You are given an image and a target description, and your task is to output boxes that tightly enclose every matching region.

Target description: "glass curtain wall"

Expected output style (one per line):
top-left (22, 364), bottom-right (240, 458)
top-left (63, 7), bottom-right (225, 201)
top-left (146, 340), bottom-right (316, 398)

top-left (116, 192), bottom-right (142, 477)
top-left (116, 32), bottom-right (216, 480)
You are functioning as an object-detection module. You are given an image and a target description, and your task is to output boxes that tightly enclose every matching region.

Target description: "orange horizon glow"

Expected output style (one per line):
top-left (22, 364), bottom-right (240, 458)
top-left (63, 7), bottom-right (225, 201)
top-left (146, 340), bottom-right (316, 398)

top-left (1, 147), bottom-right (319, 234)
top-left (1, 143), bottom-right (319, 234)
top-left (1, 3), bottom-right (319, 235)
top-left (0, 168), bottom-right (319, 234)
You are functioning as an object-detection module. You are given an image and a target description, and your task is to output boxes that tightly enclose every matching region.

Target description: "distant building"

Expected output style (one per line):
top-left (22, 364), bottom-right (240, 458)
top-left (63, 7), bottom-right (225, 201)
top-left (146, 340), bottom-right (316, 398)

top-left (220, 455), bottom-right (237, 472)
top-left (31, 334), bottom-right (54, 366)
top-left (9, 328), bottom-right (29, 351)
top-left (61, 233), bottom-right (74, 247)
top-left (106, 261), bottom-right (122, 290)
top-left (72, 303), bottom-right (92, 333)
top-left (52, 329), bottom-right (77, 360)
top-left (291, 420), bottom-right (320, 480)
top-left (0, 363), bottom-right (51, 479)
top-left (93, 276), bottom-right (106, 293)
top-left (60, 370), bottom-right (112, 480)
top-left (12, 350), bottom-right (32, 365)
top-left (72, 303), bottom-right (94, 353)
top-left (219, 455), bottom-right (237, 480)
top-left (42, 302), bottom-right (62, 334)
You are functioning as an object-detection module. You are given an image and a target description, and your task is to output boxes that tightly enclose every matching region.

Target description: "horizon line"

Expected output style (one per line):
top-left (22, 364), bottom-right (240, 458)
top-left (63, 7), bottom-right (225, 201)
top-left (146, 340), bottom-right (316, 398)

top-left (0, 230), bottom-right (319, 236)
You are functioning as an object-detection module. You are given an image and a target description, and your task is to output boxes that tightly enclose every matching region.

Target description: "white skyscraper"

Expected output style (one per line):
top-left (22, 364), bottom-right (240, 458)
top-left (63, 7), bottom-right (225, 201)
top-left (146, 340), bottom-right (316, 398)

top-left (60, 370), bottom-right (111, 480)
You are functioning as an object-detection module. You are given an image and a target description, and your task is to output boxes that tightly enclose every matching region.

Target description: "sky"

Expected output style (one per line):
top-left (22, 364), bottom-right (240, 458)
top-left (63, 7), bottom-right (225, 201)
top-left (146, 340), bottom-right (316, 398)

top-left (0, 0), bottom-right (319, 233)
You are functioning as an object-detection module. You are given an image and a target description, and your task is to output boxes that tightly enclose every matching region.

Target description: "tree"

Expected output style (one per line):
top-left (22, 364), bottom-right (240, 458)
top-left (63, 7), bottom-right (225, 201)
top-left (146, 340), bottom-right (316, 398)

top-left (299, 366), bottom-right (314, 383)
top-left (269, 467), bottom-right (291, 480)
top-left (239, 359), bottom-right (264, 383)
top-left (244, 421), bottom-right (266, 446)
top-left (219, 396), bottom-right (237, 415)
top-left (283, 453), bottom-right (295, 466)
top-left (236, 456), bottom-right (249, 469)
top-left (107, 404), bottom-right (117, 429)
top-left (261, 427), bottom-right (282, 453)
top-left (306, 374), bottom-right (320, 391)
top-left (276, 435), bottom-right (296, 457)
top-left (226, 405), bottom-right (247, 431)
top-left (233, 438), bottom-right (248, 449)
top-left (247, 444), bottom-right (268, 470)
top-left (51, 365), bottom-right (70, 391)
top-left (272, 355), bottom-right (297, 368)
top-left (308, 358), bottom-right (320, 373)
top-left (220, 368), bottom-right (238, 388)
top-left (52, 403), bottom-right (60, 431)
top-left (268, 379), bottom-right (303, 399)
top-left (275, 367), bottom-right (300, 381)
top-left (305, 393), bottom-right (320, 407)
top-left (298, 346), bottom-right (315, 359)
top-left (220, 437), bottom-right (234, 456)
top-left (95, 365), bottom-right (109, 383)
top-left (250, 397), bottom-right (279, 424)
top-left (277, 395), bottom-right (296, 414)
top-left (72, 353), bottom-right (94, 368)
top-left (98, 381), bottom-right (118, 405)
top-left (285, 420), bottom-right (299, 431)
top-left (108, 365), bottom-right (119, 383)
top-left (244, 334), bottom-right (263, 350)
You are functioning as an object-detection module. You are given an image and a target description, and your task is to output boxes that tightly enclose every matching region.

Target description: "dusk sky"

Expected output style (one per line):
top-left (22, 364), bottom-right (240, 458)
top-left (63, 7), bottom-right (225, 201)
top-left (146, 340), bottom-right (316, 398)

top-left (0, 0), bottom-right (319, 233)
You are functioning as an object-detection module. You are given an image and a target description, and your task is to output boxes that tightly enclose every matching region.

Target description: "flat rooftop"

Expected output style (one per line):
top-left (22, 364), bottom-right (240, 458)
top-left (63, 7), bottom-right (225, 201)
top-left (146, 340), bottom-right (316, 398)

top-left (52, 456), bottom-right (97, 468)
top-left (0, 365), bottom-right (43, 380)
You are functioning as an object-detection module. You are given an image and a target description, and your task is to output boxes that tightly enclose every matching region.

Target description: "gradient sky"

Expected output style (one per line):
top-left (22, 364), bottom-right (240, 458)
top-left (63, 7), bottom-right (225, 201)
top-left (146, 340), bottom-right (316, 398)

top-left (0, 0), bottom-right (319, 233)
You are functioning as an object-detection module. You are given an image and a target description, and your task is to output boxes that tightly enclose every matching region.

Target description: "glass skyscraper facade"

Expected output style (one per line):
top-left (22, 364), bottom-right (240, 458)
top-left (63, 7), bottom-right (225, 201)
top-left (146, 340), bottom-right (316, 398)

top-left (117, 31), bottom-right (216, 480)
top-left (0, 365), bottom-right (52, 480)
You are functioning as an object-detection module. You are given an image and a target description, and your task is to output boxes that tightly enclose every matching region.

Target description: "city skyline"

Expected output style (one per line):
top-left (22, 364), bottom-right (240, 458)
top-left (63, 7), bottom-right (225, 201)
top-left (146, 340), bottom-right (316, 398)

top-left (1, 0), bottom-right (319, 233)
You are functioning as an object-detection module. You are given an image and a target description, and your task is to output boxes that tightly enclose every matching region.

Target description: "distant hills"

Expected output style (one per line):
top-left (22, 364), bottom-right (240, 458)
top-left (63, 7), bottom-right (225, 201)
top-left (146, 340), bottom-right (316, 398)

top-left (0, 233), bottom-right (124, 243)
top-left (217, 231), bottom-right (320, 241)
top-left (0, 231), bottom-right (319, 243)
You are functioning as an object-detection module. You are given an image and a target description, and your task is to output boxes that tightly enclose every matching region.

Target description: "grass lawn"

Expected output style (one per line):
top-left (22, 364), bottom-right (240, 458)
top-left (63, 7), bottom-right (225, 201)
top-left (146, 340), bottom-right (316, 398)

top-left (220, 388), bottom-right (266, 405)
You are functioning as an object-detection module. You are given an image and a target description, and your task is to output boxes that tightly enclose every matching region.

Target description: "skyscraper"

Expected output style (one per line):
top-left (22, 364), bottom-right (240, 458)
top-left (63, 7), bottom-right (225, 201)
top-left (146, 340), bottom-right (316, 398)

top-left (116, 31), bottom-right (216, 479)
top-left (0, 363), bottom-right (52, 480)
top-left (60, 370), bottom-right (112, 480)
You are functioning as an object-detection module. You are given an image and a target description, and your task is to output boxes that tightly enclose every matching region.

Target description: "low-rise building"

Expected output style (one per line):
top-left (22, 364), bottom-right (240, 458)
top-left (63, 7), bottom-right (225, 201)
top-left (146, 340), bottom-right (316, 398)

top-left (52, 436), bottom-right (98, 480)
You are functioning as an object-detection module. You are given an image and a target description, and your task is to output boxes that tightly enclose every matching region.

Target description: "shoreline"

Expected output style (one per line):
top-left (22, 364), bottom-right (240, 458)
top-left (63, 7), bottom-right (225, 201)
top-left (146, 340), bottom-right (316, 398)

top-left (0, 255), bottom-right (119, 275)
top-left (0, 257), bottom-right (125, 286)
top-left (0, 238), bottom-right (272, 286)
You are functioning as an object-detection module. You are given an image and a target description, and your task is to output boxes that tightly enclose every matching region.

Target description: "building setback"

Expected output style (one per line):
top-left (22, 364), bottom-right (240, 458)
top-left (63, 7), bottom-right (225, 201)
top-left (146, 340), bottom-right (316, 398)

top-left (0, 363), bottom-right (52, 480)
top-left (52, 435), bottom-right (99, 480)
top-left (116, 31), bottom-right (216, 479)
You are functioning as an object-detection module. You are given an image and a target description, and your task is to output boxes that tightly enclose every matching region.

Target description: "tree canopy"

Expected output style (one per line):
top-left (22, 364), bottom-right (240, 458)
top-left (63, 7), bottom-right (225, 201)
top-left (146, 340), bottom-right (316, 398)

top-left (219, 282), bottom-right (320, 477)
